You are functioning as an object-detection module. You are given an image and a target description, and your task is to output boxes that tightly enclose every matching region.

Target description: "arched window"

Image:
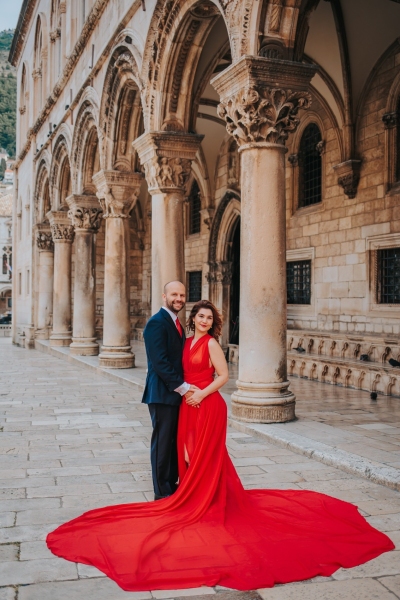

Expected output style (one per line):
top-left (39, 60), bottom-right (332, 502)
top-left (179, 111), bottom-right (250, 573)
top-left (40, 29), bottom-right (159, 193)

top-left (19, 65), bottom-right (29, 149)
top-left (33, 18), bottom-right (43, 117)
top-left (2, 254), bottom-right (7, 276)
top-left (299, 123), bottom-right (322, 208)
top-left (188, 180), bottom-right (201, 235)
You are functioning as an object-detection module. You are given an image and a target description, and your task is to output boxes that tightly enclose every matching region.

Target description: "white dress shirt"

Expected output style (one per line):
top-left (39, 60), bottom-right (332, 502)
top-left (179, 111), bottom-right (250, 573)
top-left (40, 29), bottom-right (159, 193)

top-left (162, 306), bottom-right (190, 396)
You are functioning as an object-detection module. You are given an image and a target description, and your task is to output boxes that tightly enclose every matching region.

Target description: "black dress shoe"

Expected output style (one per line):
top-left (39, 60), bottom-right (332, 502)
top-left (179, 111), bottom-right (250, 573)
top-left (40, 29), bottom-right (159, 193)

top-left (154, 494), bottom-right (170, 501)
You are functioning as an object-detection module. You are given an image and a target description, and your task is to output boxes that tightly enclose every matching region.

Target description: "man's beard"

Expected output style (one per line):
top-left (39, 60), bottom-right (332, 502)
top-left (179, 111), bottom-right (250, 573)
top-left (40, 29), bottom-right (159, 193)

top-left (166, 298), bottom-right (185, 314)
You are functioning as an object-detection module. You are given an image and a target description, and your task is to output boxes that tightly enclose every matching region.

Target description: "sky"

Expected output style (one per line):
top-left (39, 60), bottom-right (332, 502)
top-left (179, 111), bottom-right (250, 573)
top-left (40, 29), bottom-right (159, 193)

top-left (0, 0), bottom-right (23, 31)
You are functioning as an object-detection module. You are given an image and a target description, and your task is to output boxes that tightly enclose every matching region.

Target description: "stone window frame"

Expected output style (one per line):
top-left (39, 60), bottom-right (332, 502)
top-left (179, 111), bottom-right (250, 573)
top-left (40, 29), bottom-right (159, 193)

top-left (287, 113), bottom-right (326, 217)
top-left (286, 247), bottom-right (315, 318)
top-left (367, 232), bottom-right (400, 317)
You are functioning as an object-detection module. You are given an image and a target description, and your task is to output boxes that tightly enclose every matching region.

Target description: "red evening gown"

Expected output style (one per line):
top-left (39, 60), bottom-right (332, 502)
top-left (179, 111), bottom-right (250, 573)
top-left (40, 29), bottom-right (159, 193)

top-left (47, 334), bottom-right (394, 591)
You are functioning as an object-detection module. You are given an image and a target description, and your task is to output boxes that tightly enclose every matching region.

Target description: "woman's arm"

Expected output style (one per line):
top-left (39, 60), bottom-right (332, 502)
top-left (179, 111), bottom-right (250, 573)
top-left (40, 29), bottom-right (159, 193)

top-left (185, 338), bottom-right (229, 407)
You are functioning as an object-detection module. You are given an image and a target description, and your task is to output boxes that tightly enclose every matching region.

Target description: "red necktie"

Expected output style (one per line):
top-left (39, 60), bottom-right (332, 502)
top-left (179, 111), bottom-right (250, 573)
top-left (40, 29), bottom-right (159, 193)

top-left (175, 318), bottom-right (183, 337)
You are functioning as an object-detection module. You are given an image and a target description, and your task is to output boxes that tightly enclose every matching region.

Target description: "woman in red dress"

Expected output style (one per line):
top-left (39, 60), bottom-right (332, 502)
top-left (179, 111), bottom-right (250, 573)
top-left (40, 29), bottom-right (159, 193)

top-left (47, 300), bottom-right (394, 592)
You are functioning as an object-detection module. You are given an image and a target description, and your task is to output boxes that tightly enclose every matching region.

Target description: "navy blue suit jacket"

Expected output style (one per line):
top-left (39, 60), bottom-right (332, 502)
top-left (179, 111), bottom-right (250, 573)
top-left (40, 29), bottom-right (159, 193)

top-left (142, 308), bottom-right (186, 406)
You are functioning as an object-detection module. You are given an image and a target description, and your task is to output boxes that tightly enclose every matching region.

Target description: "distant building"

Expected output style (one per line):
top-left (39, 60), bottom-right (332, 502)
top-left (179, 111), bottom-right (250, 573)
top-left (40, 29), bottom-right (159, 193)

top-left (3, 170), bottom-right (13, 184)
top-left (0, 192), bottom-right (13, 316)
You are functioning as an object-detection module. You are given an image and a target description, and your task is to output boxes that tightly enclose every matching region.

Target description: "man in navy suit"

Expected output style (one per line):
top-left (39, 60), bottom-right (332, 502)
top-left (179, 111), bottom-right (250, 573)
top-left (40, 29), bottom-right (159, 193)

top-left (143, 281), bottom-right (198, 500)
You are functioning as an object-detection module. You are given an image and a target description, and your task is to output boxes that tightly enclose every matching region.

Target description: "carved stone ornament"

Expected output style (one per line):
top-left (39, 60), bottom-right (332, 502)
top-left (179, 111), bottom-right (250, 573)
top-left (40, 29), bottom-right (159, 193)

top-left (36, 232), bottom-right (54, 251)
top-left (333, 159), bottom-right (362, 199)
top-left (68, 206), bottom-right (103, 230)
top-left (206, 261), bottom-right (233, 285)
top-left (144, 156), bottom-right (192, 191)
top-left (96, 188), bottom-right (138, 219)
top-left (92, 170), bottom-right (143, 219)
top-left (217, 86), bottom-right (312, 147)
top-left (288, 153), bottom-right (299, 167)
top-left (51, 223), bottom-right (75, 242)
top-left (382, 112), bottom-right (398, 130)
top-left (133, 132), bottom-right (203, 194)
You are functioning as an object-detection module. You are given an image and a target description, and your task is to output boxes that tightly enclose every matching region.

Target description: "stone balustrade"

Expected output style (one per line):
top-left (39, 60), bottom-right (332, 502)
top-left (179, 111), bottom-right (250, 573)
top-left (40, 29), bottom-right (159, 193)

top-left (287, 329), bottom-right (400, 398)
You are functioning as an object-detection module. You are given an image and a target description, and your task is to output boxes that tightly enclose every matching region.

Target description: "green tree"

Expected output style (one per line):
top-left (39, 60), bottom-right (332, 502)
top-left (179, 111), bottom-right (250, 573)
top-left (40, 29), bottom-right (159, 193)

top-left (0, 30), bottom-right (16, 157)
top-left (0, 158), bottom-right (6, 179)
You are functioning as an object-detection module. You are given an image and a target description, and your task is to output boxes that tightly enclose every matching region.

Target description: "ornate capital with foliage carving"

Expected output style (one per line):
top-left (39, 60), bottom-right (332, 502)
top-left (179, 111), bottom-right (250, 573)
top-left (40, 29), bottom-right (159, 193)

top-left (36, 231), bottom-right (54, 251)
top-left (92, 170), bottom-right (143, 218)
top-left (133, 132), bottom-right (203, 194)
top-left (66, 194), bottom-right (103, 230)
top-left (212, 56), bottom-right (316, 148)
top-left (217, 86), bottom-right (312, 147)
top-left (51, 223), bottom-right (75, 242)
top-left (47, 211), bottom-right (75, 243)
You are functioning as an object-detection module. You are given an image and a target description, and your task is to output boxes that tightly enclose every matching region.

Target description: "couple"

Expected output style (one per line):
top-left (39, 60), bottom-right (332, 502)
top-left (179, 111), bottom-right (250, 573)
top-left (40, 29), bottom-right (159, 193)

top-left (47, 283), bottom-right (394, 592)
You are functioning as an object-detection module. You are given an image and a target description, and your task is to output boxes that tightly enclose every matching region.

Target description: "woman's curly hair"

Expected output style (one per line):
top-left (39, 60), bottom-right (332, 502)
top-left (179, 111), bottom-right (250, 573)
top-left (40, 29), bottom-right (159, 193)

top-left (186, 300), bottom-right (223, 341)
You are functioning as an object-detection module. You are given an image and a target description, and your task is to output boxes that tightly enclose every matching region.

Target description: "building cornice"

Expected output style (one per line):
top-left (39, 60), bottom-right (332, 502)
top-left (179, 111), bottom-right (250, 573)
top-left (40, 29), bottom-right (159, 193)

top-left (9, 0), bottom-right (36, 67)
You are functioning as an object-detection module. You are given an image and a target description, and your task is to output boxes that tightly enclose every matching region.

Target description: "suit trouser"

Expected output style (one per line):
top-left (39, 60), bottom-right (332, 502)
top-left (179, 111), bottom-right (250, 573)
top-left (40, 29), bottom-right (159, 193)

top-left (148, 403), bottom-right (179, 498)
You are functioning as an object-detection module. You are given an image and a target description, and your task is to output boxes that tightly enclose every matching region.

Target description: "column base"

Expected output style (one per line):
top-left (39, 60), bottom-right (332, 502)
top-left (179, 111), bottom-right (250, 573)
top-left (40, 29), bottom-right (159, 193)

top-left (35, 327), bottom-right (50, 340)
top-left (50, 332), bottom-right (72, 346)
top-left (231, 380), bottom-right (296, 423)
top-left (99, 345), bottom-right (135, 369)
top-left (70, 338), bottom-right (99, 356)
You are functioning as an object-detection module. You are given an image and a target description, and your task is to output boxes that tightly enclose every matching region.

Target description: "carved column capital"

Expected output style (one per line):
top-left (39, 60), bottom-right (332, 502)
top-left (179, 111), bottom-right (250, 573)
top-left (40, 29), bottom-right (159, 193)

top-left (382, 112), bottom-right (398, 130)
top-left (206, 261), bottom-right (233, 285)
top-left (133, 131), bottom-right (204, 194)
top-left (47, 211), bottom-right (75, 243)
top-left (36, 225), bottom-right (54, 252)
top-left (66, 194), bottom-right (103, 231)
top-left (333, 159), bottom-right (362, 199)
top-left (211, 56), bottom-right (316, 147)
top-left (92, 170), bottom-right (143, 218)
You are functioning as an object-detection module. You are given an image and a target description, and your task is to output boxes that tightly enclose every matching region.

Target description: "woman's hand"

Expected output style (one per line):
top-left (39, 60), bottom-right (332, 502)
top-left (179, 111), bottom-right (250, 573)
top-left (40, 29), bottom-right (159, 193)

top-left (185, 389), bottom-right (205, 407)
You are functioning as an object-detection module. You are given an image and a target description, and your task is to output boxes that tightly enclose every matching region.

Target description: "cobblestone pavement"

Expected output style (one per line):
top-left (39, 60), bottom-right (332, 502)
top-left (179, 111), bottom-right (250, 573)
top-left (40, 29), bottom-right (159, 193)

top-left (0, 338), bottom-right (399, 599)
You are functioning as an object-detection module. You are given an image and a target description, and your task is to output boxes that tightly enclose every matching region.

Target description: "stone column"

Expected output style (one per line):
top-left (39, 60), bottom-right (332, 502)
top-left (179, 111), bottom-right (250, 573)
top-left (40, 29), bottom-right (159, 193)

top-left (35, 226), bottom-right (54, 339)
top-left (133, 132), bottom-right (203, 316)
top-left (212, 56), bottom-right (316, 423)
top-left (67, 195), bottom-right (102, 356)
top-left (92, 170), bottom-right (143, 368)
top-left (47, 211), bottom-right (74, 346)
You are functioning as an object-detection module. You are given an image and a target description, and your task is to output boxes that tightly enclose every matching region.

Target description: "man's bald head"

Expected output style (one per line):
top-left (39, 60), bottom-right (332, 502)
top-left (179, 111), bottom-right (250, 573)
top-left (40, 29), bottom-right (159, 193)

top-left (164, 281), bottom-right (185, 294)
top-left (162, 281), bottom-right (186, 314)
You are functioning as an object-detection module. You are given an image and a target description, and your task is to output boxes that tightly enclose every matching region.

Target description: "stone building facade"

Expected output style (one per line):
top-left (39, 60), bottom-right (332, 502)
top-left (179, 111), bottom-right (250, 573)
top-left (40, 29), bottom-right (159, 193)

top-left (0, 191), bottom-right (13, 318)
top-left (9, 0), bottom-right (400, 422)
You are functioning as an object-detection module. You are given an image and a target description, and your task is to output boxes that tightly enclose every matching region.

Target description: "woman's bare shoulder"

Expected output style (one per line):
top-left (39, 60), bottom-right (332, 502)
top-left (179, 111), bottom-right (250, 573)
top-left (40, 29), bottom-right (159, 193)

top-left (208, 337), bottom-right (221, 350)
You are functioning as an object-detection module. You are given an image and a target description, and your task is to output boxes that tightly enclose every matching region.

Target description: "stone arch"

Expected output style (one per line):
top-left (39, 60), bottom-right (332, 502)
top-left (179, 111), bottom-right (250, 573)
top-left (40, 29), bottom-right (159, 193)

top-left (209, 190), bottom-right (240, 264)
top-left (208, 190), bottom-right (241, 345)
top-left (99, 46), bottom-right (144, 172)
top-left (141, 0), bottom-right (236, 132)
top-left (34, 152), bottom-right (51, 223)
top-left (71, 92), bottom-right (101, 194)
top-left (100, 47), bottom-right (144, 171)
top-left (49, 134), bottom-right (72, 210)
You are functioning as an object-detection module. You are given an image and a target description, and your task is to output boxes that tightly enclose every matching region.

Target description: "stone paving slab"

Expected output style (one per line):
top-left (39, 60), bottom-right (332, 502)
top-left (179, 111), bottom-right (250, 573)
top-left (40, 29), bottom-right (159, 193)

top-left (35, 338), bottom-right (400, 493)
top-left (0, 338), bottom-right (399, 598)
